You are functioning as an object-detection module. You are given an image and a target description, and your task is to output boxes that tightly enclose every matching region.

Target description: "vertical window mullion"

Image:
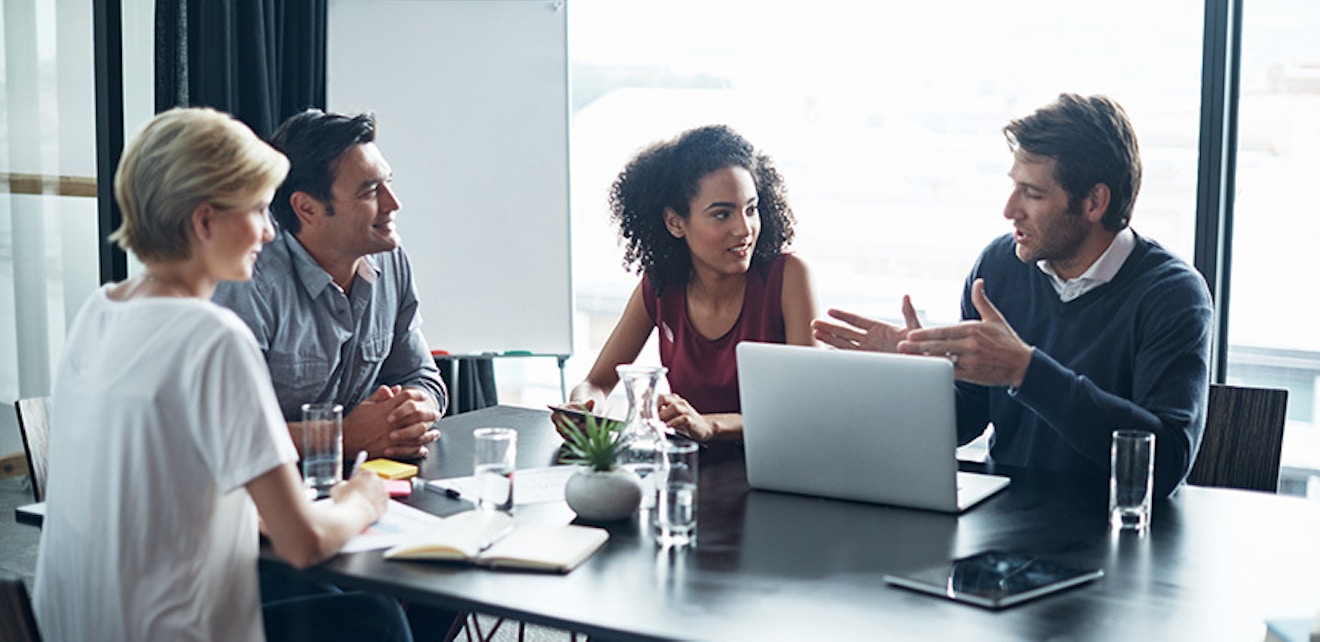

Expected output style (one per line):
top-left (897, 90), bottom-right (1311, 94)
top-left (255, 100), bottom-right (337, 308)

top-left (1193, 0), bottom-right (1244, 384)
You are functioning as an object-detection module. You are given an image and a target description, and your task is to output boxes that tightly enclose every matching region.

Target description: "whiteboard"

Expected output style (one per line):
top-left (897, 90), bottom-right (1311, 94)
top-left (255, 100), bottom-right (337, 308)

top-left (328, 0), bottom-right (573, 356)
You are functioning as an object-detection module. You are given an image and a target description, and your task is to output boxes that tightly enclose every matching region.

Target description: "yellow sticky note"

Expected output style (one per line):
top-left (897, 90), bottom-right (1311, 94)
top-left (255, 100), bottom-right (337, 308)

top-left (359, 459), bottom-right (419, 480)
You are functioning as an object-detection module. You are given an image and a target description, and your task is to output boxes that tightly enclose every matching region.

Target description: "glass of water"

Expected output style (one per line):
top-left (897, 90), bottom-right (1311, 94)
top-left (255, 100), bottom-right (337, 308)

top-left (656, 438), bottom-right (699, 547)
top-left (301, 403), bottom-right (343, 500)
top-left (474, 427), bottom-right (516, 511)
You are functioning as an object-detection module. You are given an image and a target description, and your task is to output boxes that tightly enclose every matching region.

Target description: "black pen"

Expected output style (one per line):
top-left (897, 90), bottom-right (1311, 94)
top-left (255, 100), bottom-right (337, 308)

top-left (418, 480), bottom-right (462, 499)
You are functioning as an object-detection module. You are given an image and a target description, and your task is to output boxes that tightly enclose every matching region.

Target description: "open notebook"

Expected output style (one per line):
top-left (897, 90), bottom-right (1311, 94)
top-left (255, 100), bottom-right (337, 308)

top-left (384, 510), bottom-right (608, 573)
top-left (737, 342), bottom-right (1009, 513)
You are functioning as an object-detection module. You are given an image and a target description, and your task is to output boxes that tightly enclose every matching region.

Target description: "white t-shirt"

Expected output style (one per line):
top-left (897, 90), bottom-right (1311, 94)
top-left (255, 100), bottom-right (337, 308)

top-left (34, 285), bottom-right (297, 642)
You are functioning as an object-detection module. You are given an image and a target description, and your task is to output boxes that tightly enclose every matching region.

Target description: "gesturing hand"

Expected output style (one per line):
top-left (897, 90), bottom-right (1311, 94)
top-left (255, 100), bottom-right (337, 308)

top-left (897, 279), bottom-right (1033, 387)
top-left (811, 295), bottom-right (921, 353)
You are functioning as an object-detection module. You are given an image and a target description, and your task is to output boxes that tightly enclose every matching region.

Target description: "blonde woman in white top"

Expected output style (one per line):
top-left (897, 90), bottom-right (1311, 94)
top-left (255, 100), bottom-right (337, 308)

top-left (33, 107), bottom-right (411, 642)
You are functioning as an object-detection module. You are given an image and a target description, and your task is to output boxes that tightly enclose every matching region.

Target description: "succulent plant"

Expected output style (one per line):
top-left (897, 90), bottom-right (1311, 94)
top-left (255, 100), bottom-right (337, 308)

top-left (556, 412), bottom-right (628, 473)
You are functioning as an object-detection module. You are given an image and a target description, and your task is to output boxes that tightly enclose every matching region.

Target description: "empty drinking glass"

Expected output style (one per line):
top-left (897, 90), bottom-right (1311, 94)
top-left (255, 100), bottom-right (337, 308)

top-left (1110, 430), bottom-right (1155, 531)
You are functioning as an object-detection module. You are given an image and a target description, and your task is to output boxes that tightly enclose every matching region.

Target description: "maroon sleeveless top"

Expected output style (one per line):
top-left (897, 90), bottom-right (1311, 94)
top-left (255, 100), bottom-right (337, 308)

top-left (641, 254), bottom-right (789, 414)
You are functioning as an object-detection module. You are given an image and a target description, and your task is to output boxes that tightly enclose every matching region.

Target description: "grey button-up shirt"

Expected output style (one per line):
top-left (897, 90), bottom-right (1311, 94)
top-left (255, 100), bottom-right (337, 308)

top-left (213, 231), bottom-right (447, 422)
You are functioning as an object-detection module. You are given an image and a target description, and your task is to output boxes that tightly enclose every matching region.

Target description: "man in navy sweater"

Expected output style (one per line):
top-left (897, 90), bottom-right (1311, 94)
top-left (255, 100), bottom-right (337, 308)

top-left (814, 94), bottom-right (1212, 499)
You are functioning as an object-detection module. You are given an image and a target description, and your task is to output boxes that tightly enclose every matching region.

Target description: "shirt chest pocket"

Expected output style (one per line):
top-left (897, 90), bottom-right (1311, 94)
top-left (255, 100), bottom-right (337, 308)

top-left (360, 331), bottom-right (392, 364)
top-left (267, 352), bottom-right (331, 398)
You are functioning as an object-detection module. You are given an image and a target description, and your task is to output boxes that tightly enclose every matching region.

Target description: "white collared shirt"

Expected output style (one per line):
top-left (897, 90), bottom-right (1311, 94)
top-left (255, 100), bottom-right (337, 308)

top-left (1037, 228), bottom-right (1135, 302)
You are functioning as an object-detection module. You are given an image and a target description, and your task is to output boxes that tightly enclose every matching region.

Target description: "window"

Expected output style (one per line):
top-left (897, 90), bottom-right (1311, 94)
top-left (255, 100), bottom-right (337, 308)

top-left (563, 1), bottom-right (1206, 418)
top-left (0, 2), bottom-right (99, 456)
top-left (1226, 0), bottom-right (1320, 496)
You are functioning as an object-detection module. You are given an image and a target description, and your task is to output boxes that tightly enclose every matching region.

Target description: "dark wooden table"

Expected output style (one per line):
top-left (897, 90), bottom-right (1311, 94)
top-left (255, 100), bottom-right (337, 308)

top-left (262, 405), bottom-right (1320, 641)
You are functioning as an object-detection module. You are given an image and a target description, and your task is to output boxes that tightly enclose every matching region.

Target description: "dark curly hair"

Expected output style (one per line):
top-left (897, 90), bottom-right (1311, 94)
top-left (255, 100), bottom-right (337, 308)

top-left (609, 125), bottom-right (796, 294)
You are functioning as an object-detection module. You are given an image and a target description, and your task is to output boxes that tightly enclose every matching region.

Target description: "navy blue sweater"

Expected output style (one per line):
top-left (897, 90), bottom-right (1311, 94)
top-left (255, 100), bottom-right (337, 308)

top-left (957, 233), bottom-right (1212, 498)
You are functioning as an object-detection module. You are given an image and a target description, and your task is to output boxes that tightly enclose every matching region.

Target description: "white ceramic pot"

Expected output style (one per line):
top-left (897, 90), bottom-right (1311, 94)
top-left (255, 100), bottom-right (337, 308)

top-left (564, 467), bottom-right (643, 522)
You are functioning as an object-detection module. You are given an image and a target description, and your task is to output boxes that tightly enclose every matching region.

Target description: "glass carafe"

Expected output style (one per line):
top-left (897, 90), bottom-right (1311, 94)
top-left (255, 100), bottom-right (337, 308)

top-left (616, 364), bottom-right (669, 510)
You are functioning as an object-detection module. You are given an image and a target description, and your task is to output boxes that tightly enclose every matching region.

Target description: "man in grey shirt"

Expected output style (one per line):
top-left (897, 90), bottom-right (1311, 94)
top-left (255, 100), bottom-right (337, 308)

top-left (215, 109), bottom-right (446, 460)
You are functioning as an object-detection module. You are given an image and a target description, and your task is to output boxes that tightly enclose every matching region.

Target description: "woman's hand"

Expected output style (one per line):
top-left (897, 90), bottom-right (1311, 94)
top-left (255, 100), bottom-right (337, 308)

top-left (331, 466), bottom-right (388, 522)
top-left (657, 393), bottom-right (716, 442)
top-left (550, 399), bottom-right (596, 439)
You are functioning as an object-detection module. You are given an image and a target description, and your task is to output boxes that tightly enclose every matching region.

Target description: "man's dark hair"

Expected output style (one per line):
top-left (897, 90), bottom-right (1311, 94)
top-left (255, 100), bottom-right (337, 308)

top-left (1003, 94), bottom-right (1142, 232)
top-left (268, 109), bottom-right (377, 234)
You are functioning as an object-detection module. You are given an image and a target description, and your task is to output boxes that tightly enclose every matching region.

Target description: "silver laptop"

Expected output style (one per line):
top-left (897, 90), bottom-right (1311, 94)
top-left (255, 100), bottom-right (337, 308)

top-left (737, 342), bottom-right (1009, 513)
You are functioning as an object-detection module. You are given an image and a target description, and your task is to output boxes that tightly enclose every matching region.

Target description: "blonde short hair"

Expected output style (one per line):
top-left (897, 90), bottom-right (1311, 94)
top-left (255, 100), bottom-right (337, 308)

top-left (110, 107), bottom-right (290, 262)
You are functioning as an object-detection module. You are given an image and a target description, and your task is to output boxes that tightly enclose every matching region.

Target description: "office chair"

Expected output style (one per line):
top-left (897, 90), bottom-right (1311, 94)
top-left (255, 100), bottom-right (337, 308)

top-left (15, 397), bottom-right (52, 503)
top-left (1188, 384), bottom-right (1289, 493)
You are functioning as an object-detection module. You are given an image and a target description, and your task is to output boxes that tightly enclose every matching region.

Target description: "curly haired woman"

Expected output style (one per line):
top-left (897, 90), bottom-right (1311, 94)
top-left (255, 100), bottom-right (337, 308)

top-left (566, 125), bottom-right (817, 442)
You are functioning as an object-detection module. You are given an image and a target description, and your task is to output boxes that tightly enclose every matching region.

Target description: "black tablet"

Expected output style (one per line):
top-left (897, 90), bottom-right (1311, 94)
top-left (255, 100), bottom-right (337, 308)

top-left (883, 550), bottom-right (1104, 609)
top-left (547, 404), bottom-right (609, 426)
top-left (548, 405), bottom-right (687, 440)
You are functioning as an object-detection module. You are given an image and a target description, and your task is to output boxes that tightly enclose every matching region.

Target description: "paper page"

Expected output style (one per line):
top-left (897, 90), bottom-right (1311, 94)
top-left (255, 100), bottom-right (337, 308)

top-left (385, 509), bottom-right (516, 560)
top-left (478, 523), bottom-right (609, 573)
top-left (427, 465), bottom-right (578, 505)
top-left (314, 498), bottom-right (443, 554)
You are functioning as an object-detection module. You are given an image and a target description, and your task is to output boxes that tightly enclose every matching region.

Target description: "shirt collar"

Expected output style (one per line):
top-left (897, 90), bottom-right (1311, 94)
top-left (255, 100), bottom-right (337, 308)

top-left (281, 231), bottom-right (382, 297)
top-left (1037, 227), bottom-right (1135, 299)
top-left (356, 254), bottom-right (381, 286)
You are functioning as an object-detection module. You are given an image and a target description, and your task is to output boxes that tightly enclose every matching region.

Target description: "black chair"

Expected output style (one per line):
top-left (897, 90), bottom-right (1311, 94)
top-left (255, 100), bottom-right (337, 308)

top-left (0, 571), bottom-right (41, 641)
top-left (15, 397), bottom-right (51, 503)
top-left (433, 355), bottom-right (499, 417)
top-left (1187, 384), bottom-right (1289, 493)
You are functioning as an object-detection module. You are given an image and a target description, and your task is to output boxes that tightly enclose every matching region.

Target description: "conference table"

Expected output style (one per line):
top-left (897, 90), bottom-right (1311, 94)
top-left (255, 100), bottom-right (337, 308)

top-left (262, 405), bottom-right (1320, 641)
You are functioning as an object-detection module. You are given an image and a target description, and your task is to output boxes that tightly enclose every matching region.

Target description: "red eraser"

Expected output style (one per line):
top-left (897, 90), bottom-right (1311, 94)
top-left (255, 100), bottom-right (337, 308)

top-left (385, 479), bottom-right (412, 498)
